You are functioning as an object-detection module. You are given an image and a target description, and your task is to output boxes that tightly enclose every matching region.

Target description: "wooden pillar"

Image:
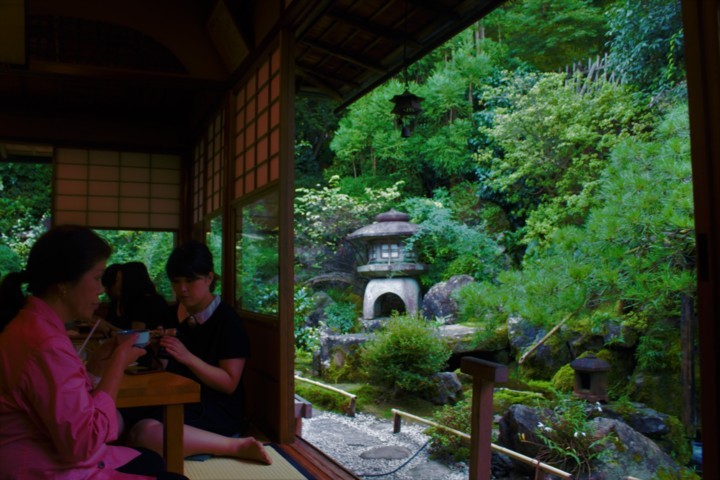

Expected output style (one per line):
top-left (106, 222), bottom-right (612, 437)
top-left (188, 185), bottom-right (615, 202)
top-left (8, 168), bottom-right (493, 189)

top-left (460, 357), bottom-right (508, 480)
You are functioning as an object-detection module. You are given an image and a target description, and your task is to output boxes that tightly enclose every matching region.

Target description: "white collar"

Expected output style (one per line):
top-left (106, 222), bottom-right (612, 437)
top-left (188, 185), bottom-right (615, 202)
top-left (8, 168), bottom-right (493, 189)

top-left (177, 295), bottom-right (221, 326)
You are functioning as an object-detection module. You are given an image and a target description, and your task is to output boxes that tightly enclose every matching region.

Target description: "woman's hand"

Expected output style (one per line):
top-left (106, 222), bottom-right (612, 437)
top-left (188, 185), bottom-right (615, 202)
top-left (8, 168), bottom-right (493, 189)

top-left (113, 333), bottom-right (147, 366)
top-left (92, 334), bottom-right (146, 399)
top-left (87, 334), bottom-right (144, 376)
top-left (159, 335), bottom-right (193, 365)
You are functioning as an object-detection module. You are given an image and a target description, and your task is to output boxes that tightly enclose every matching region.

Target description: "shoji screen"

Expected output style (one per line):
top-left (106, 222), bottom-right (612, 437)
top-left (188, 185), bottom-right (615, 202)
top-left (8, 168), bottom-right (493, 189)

top-left (54, 148), bottom-right (181, 230)
top-left (233, 47), bottom-right (281, 197)
top-left (192, 109), bottom-right (226, 226)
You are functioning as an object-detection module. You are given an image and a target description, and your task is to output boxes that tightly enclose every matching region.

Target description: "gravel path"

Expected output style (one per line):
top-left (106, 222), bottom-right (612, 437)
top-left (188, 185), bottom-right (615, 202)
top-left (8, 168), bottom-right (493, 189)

top-left (300, 410), bottom-right (469, 480)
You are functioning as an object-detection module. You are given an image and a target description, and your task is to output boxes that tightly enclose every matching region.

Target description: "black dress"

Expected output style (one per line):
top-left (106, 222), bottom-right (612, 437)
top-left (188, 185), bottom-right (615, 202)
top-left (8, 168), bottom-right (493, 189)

top-left (160, 301), bottom-right (250, 436)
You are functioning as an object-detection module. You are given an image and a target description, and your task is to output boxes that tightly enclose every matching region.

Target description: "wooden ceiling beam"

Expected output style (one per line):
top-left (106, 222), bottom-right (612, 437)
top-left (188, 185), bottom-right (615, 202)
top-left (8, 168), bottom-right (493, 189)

top-left (4, 61), bottom-right (227, 91)
top-left (405, 0), bottom-right (462, 22)
top-left (300, 39), bottom-right (387, 73)
top-left (296, 67), bottom-right (351, 102)
top-left (325, 9), bottom-right (422, 48)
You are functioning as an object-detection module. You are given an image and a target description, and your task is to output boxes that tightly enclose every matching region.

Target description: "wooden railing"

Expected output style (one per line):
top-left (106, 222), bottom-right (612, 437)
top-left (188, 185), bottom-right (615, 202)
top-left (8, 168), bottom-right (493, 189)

top-left (297, 363), bottom-right (574, 479)
top-left (295, 375), bottom-right (357, 416)
top-left (392, 408), bottom-right (573, 479)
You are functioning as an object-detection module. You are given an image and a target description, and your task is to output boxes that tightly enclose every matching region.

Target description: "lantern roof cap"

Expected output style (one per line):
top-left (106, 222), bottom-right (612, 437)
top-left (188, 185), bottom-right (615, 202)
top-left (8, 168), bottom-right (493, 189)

top-left (570, 353), bottom-right (610, 372)
top-left (347, 209), bottom-right (419, 240)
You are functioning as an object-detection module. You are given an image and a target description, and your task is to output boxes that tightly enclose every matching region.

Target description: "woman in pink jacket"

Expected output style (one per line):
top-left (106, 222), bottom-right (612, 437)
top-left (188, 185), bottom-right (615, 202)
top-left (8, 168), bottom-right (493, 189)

top-left (0, 225), bottom-right (187, 480)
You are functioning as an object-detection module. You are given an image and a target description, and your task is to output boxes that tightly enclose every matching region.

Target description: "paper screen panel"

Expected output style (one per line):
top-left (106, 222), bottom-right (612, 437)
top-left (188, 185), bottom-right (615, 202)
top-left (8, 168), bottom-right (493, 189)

top-left (233, 45), bottom-right (281, 198)
top-left (54, 148), bottom-right (180, 230)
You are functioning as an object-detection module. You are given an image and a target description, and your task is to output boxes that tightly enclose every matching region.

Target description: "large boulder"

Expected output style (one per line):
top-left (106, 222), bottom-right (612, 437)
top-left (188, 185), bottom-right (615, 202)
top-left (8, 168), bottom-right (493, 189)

top-left (422, 372), bottom-right (463, 405)
top-left (421, 275), bottom-right (474, 324)
top-left (497, 404), bottom-right (687, 479)
top-left (313, 332), bottom-right (370, 376)
top-left (590, 417), bottom-right (684, 480)
top-left (497, 404), bottom-right (549, 474)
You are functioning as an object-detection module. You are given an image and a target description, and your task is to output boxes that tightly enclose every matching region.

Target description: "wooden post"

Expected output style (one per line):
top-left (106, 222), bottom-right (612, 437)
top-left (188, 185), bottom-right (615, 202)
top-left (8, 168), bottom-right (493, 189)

top-left (681, 293), bottom-right (695, 437)
top-left (460, 357), bottom-right (508, 480)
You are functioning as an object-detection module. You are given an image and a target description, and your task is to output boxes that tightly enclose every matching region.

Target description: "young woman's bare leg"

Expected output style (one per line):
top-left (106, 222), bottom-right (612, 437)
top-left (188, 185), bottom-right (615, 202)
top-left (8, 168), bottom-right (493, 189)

top-left (128, 419), bottom-right (272, 465)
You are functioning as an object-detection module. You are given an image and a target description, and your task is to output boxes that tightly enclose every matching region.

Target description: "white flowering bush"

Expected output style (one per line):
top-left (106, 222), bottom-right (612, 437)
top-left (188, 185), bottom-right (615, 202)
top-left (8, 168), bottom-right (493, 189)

top-left (529, 396), bottom-right (611, 477)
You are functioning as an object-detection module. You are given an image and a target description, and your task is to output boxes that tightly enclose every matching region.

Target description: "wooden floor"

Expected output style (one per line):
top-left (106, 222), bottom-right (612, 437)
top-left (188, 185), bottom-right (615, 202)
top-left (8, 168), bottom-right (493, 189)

top-left (275, 436), bottom-right (360, 480)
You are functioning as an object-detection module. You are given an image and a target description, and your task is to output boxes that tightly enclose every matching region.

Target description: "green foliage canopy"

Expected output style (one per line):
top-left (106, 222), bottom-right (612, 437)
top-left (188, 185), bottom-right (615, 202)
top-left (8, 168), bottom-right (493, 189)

top-left (459, 102), bottom-right (694, 353)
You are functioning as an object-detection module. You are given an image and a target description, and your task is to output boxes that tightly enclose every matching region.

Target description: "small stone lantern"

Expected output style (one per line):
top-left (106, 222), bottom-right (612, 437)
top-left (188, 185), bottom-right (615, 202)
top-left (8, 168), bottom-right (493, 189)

top-left (347, 209), bottom-right (426, 320)
top-left (570, 354), bottom-right (611, 403)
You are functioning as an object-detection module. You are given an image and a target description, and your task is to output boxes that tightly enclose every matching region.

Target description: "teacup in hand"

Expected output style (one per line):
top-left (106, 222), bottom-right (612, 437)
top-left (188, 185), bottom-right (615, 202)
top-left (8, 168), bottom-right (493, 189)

top-left (115, 329), bottom-right (151, 348)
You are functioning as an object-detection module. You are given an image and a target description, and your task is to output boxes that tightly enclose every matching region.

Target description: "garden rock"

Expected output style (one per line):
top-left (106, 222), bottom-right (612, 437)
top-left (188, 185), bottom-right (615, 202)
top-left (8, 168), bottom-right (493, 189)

top-left (423, 372), bottom-right (463, 405)
top-left (602, 403), bottom-right (670, 438)
top-left (590, 417), bottom-right (683, 480)
top-left (508, 316), bottom-right (571, 374)
top-left (315, 332), bottom-right (370, 375)
top-left (498, 404), bottom-right (685, 479)
top-left (360, 446), bottom-right (411, 459)
top-left (307, 291), bottom-right (333, 327)
top-left (507, 316), bottom-right (542, 353)
top-left (497, 404), bottom-right (548, 474)
top-left (421, 274), bottom-right (474, 324)
top-left (437, 324), bottom-right (480, 352)
top-left (602, 322), bottom-right (638, 348)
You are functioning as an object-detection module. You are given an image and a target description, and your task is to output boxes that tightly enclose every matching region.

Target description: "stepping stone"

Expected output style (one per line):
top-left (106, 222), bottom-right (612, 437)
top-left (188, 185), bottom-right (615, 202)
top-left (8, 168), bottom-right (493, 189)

top-left (407, 460), bottom-right (455, 479)
top-left (360, 446), bottom-right (412, 459)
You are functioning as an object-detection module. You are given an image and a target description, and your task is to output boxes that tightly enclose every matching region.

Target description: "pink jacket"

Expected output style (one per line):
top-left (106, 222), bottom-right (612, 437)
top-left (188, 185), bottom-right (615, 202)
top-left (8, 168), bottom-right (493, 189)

top-left (0, 297), bottom-right (151, 479)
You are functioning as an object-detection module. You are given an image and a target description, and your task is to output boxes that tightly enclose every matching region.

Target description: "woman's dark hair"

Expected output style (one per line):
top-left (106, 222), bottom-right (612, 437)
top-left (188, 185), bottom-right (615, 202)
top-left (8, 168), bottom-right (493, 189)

top-left (121, 261), bottom-right (160, 299)
top-left (0, 225), bottom-right (112, 331)
top-left (166, 240), bottom-right (218, 292)
top-left (102, 263), bottom-right (122, 290)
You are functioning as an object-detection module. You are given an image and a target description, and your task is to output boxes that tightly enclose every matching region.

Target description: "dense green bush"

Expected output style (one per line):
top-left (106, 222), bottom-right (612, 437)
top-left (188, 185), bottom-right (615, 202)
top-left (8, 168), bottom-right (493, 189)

top-left (532, 395), bottom-right (613, 477)
top-left (427, 398), bottom-right (471, 462)
top-left (323, 301), bottom-right (359, 334)
top-left (402, 193), bottom-right (508, 286)
top-left (0, 244), bottom-right (22, 278)
top-left (361, 313), bottom-right (451, 396)
top-left (294, 286), bottom-right (320, 353)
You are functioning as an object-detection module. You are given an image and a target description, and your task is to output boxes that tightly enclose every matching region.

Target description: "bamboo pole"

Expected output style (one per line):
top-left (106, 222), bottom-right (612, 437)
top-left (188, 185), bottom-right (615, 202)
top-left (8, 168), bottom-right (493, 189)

top-left (294, 375), bottom-right (357, 416)
top-left (391, 408), bottom-right (573, 479)
top-left (519, 310), bottom-right (578, 364)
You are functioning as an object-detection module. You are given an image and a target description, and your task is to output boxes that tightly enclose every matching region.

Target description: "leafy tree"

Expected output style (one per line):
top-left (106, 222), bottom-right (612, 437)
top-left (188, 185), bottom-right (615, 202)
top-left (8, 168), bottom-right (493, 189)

top-left (402, 192), bottom-right (509, 287)
top-left (96, 230), bottom-right (175, 300)
top-left (0, 161), bottom-right (52, 263)
top-left (459, 101), bottom-right (693, 348)
top-left (475, 71), bottom-right (647, 257)
top-left (294, 176), bottom-right (403, 284)
top-left (605, 0), bottom-right (685, 94)
top-left (329, 33), bottom-right (505, 197)
top-left (483, 0), bottom-right (608, 71)
top-left (295, 96), bottom-right (341, 188)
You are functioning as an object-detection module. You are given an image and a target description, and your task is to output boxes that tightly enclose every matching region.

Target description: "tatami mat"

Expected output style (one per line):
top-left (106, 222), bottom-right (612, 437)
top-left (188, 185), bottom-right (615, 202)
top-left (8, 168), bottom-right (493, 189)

top-left (183, 445), bottom-right (313, 480)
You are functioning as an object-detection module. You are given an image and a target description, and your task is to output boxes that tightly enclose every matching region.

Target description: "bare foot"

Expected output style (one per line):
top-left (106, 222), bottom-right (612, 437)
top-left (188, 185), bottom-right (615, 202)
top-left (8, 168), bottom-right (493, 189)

top-left (235, 437), bottom-right (273, 465)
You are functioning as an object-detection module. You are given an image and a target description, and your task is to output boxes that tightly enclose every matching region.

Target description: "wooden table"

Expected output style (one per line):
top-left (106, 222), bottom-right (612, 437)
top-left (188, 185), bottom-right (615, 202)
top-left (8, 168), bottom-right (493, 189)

top-left (117, 371), bottom-right (200, 474)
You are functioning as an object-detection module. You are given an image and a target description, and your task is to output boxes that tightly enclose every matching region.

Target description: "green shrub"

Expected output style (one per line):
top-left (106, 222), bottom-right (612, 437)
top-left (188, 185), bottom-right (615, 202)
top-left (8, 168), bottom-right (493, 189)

top-left (0, 244), bottom-right (22, 277)
top-left (427, 398), bottom-right (471, 462)
top-left (294, 286), bottom-right (321, 353)
top-left (323, 301), bottom-right (359, 334)
top-left (550, 364), bottom-right (576, 393)
top-left (361, 313), bottom-right (451, 396)
top-left (531, 395), bottom-right (614, 477)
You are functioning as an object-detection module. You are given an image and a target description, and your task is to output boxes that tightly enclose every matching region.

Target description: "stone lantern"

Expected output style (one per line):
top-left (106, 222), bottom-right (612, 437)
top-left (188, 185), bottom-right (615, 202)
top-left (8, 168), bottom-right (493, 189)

top-left (347, 209), bottom-right (426, 320)
top-left (570, 354), bottom-right (611, 403)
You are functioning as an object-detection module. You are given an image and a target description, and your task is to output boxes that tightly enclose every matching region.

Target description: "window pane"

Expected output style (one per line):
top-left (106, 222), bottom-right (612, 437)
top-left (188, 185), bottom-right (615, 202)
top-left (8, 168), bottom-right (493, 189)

top-left (235, 190), bottom-right (279, 316)
top-left (206, 215), bottom-right (223, 299)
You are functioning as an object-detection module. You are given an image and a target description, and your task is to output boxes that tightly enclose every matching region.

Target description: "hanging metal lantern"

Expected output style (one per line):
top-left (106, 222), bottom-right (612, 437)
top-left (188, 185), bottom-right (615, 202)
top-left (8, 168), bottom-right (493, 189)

top-left (390, 89), bottom-right (423, 137)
